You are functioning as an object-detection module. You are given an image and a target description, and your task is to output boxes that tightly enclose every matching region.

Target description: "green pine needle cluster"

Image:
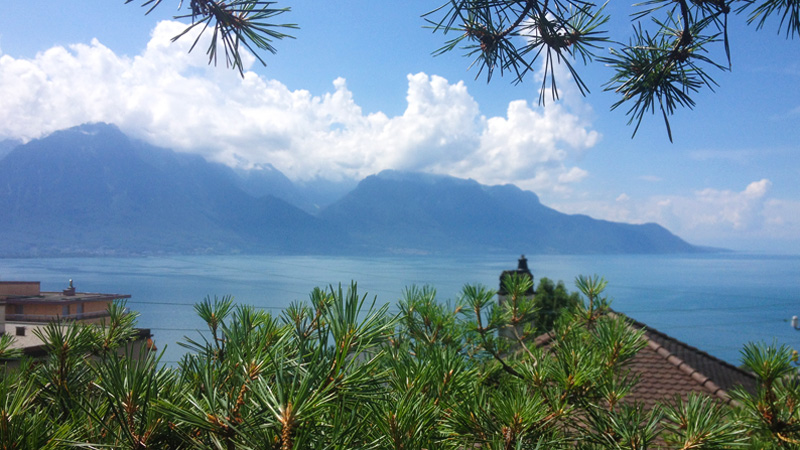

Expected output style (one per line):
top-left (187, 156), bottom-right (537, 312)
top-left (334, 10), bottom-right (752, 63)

top-left (1, 277), bottom-right (798, 448)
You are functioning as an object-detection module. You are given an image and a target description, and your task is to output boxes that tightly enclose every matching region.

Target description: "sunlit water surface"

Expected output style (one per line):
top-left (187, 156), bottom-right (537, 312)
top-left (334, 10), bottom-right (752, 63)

top-left (2, 253), bottom-right (798, 366)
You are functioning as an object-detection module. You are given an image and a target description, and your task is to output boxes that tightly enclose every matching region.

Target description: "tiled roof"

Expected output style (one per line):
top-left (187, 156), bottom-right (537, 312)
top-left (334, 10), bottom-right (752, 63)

top-left (534, 311), bottom-right (758, 410)
top-left (623, 314), bottom-right (757, 408)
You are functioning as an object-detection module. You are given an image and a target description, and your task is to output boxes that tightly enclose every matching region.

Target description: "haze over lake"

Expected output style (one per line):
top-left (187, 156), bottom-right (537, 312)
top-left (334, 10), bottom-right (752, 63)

top-left (2, 252), bottom-right (797, 366)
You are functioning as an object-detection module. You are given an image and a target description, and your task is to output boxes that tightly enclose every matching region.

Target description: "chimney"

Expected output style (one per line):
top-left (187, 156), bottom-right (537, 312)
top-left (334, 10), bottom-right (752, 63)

top-left (63, 279), bottom-right (76, 296)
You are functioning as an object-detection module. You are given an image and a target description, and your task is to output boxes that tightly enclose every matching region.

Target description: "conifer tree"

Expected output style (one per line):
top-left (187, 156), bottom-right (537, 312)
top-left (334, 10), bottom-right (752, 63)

top-left (1, 278), bottom-right (798, 448)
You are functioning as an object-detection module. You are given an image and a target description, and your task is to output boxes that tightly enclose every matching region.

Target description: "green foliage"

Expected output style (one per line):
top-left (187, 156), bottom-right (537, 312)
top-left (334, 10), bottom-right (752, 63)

top-left (426, 0), bottom-right (796, 140)
top-left (532, 277), bottom-right (581, 334)
top-left (599, 19), bottom-right (726, 141)
top-left (425, 0), bottom-right (611, 100)
top-left (574, 273), bottom-right (609, 323)
top-left (85, 348), bottom-right (179, 448)
top-left (126, 0), bottom-right (297, 75)
top-left (661, 393), bottom-right (747, 448)
top-left (0, 370), bottom-right (74, 449)
top-left (0, 334), bottom-right (21, 360)
top-left (498, 273), bottom-right (538, 341)
top-left (32, 320), bottom-right (98, 417)
top-left (580, 402), bottom-right (663, 449)
top-left (399, 285), bottom-right (462, 348)
top-left (1, 277), bottom-right (799, 448)
top-left (731, 342), bottom-right (800, 447)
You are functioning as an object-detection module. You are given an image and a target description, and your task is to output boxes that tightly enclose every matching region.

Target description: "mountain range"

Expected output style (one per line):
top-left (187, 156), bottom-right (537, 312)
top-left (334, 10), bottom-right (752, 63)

top-left (0, 123), bottom-right (707, 257)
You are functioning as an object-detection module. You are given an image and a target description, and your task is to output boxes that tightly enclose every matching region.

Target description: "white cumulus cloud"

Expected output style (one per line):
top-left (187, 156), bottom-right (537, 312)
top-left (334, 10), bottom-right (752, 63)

top-left (550, 179), bottom-right (800, 251)
top-left (685, 179), bottom-right (772, 231)
top-left (0, 20), bottom-right (599, 193)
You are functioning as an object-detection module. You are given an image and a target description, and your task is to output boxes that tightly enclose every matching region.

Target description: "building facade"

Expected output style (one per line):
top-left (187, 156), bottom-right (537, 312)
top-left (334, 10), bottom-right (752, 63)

top-left (0, 280), bottom-right (152, 364)
top-left (0, 280), bottom-right (131, 335)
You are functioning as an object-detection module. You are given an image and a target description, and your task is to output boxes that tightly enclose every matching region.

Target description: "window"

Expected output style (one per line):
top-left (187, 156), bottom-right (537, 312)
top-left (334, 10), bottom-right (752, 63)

top-left (62, 304), bottom-right (70, 316)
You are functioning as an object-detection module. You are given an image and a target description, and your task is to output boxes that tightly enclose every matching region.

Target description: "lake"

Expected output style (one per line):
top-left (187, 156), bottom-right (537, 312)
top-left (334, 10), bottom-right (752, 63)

top-left (2, 252), bottom-right (798, 366)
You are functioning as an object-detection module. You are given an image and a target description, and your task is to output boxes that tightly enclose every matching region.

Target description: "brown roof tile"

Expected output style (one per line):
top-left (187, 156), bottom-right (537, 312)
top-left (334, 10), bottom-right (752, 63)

top-left (534, 311), bottom-right (758, 410)
top-left (622, 313), bottom-right (758, 405)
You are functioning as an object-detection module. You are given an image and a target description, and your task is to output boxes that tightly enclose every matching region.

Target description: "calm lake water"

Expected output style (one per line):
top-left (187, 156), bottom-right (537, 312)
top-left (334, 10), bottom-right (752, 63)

top-left (2, 253), bottom-right (798, 366)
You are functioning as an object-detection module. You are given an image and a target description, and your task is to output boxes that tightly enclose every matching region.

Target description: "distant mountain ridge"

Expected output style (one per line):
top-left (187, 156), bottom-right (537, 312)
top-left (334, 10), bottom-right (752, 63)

top-left (0, 138), bottom-right (21, 161)
top-left (0, 123), bottom-right (707, 256)
top-left (321, 170), bottom-right (701, 254)
top-left (0, 123), bottom-right (344, 256)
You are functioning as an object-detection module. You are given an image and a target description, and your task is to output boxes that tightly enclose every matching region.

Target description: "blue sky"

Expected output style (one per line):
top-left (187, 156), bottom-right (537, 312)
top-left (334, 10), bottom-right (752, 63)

top-left (1, 1), bottom-right (799, 253)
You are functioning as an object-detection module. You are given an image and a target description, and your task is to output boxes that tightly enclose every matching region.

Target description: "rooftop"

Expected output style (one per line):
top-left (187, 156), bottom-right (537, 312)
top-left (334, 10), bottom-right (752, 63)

top-left (3, 291), bottom-right (131, 303)
top-left (623, 314), bottom-right (757, 407)
top-left (534, 311), bottom-right (757, 409)
top-left (0, 280), bottom-right (130, 303)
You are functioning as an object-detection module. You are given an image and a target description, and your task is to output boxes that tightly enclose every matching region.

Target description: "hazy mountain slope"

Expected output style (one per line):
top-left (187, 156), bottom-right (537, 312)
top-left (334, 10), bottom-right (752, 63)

top-left (320, 170), bottom-right (702, 254)
top-left (0, 124), bottom-right (704, 256)
top-left (0, 123), bottom-right (341, 256)
top-left (236, 166), bottom-right (358, 215)
top-left (0, 139), bottom-right (21, 161)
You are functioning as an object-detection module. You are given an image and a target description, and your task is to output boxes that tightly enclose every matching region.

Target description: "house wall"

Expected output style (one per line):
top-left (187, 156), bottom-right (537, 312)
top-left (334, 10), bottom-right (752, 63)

top-left (0, 282), bottom-right (40, 299)
top-left (82, 301), bottom-right (111, 314)
top-left (8, 303), bottom-right (62, 316)
top-left (5, 300), bottom-right (112, 319)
